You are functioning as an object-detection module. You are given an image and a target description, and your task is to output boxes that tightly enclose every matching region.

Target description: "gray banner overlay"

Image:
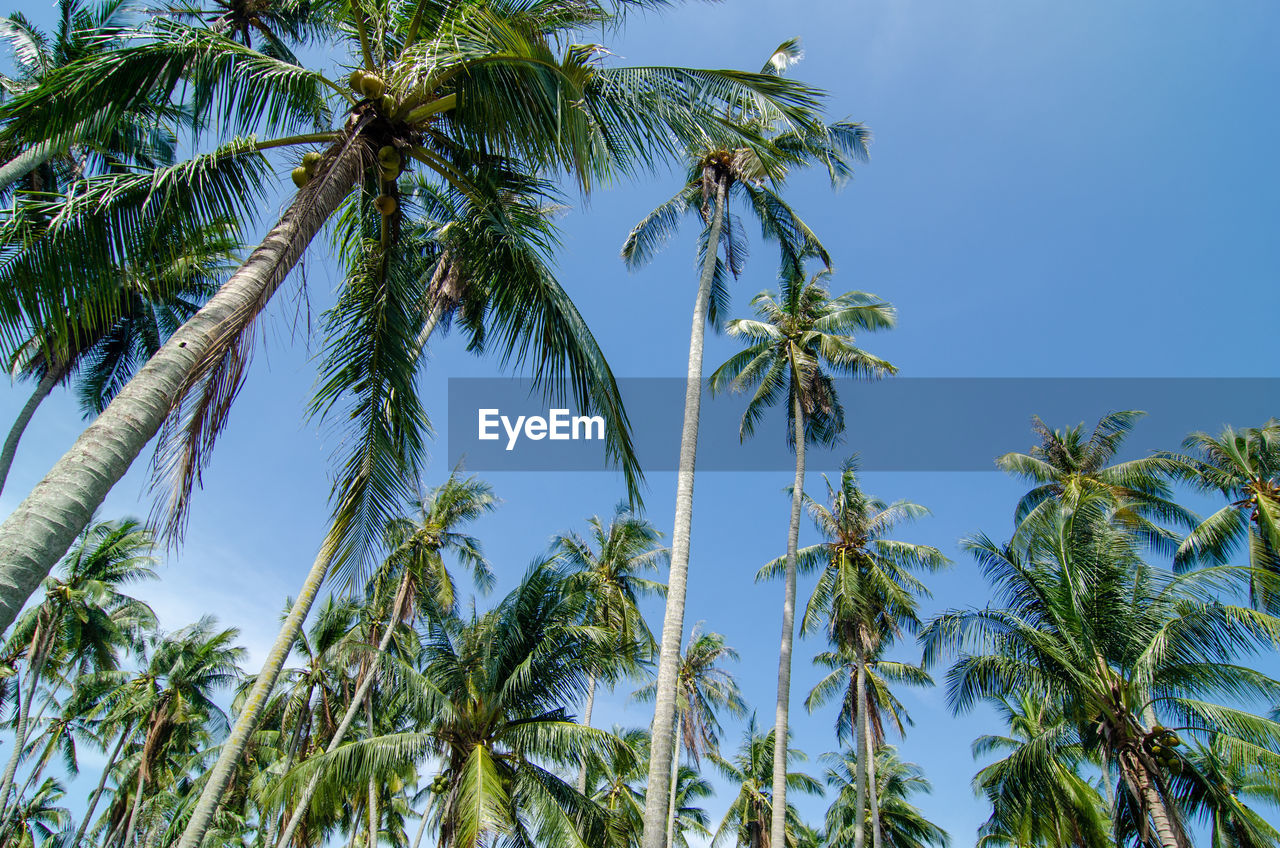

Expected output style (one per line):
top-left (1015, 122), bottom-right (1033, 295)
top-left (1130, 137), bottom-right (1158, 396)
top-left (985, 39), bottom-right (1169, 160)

top-left (446, 378), bottom-right (1279, 472)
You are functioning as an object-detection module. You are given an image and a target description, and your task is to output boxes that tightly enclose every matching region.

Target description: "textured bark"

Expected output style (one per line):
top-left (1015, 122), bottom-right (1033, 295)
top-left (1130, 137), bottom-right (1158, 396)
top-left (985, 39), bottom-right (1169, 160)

top-left (410, 803), bottom-right (431, 848)
top-left (0, 369), bottom-right (58, 499)
top-left (666, 719), bottom-right (684, 848)
top-left (576, 672), bottom-right (597, 794)
top-left (177, 539), bottom-right (341, 848)
top-left (274, 575), bottom-right (411, 848)
top-left (864, 705), bottom-right (882, 848)
top-left (366, 695), bottom-right (378, 848)
top-left (0, 141), bottom-right (55, 195)
top-left (768, 395), bottom-right (806, 848)
top-left (640, 172), bottom-right (727, 848)
top-left (0, 617), bottom-right (48, 819)
top-left (72, 725), bottom-right (129, 847)
top-left (853, 657), bottom-right (868, 848)
top-left (0, 133), bottom-right (367, 635)
top-left (122, 766), bottom-right (146, 847)
top-left (1124, 752), bottom-right (1184, 848)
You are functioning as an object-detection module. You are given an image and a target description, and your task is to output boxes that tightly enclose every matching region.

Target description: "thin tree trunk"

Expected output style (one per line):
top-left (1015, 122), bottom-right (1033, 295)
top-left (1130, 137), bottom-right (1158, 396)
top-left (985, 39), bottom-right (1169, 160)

top-left (72, 725), bottom-right (130, 848)
top-left (0, 620), bottom-right (47, 819)
top-left (640, 171), bottom-right (728, 848)
top-left (864, 705), bottom-right (882, 848)
top-left (576, 672), bottom-right (597, 794)
top-left (0, 131), bottom-right (367, 635)
top-left (366, 695), bottom-right (378, 848)
top-left (853, 655), bottom-right (868, 848)
top-left (0, 369), bottom-right (59, 499)
top-left (666, 719), bottom-right (683, 848)
top-left (769, 396), bottom-right (806, 848)
top-left (410, 804), bottom-right (431, 848)
top-left (177, 539), bottom-right (342, 848)
top-left (274, 575), bottom-right (411, 848)
top-left (122, 767), bottom-right (146, 847)
top-left (0, 141), bottom-right (56, 196)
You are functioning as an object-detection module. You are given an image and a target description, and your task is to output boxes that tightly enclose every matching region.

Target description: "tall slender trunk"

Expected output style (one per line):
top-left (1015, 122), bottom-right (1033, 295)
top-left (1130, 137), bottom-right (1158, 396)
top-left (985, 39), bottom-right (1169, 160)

top-left (122, 766), bottom-right (146, 847)
top-left (177, 539), bottom-right (340, 848)
top-left (0, 141), bottom-right (56, 196)
top-left (410, 804), bottom-right (431, 848)
top-left (640, 171), bottom-right (728, 848)
top-left (366, 695), bottom-right (378, 848)
top-left (0, 131), bottom-right (368, 635)
top-left (576, 672), bottom-right (597, 794)
top-left (0, 620), bottom-right (47, 819)
top-left (864, 705), bottom-right (882, 848)
top-left (666, 719), bottom-right (684, 848)
top-left (0, 369), bottom-right (59, 498)
top-left (275, 575), bottom-right (411, 848)
top-left (769, 395), bottom-right (806, 848)
top-left (72, 725), bottom-right (130, 848)
top-left (853, 655), bottom-right (868, 848)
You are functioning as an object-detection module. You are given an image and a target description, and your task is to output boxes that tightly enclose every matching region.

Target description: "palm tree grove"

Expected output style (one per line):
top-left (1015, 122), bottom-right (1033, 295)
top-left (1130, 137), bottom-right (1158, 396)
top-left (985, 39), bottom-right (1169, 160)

top-left (0, 2), bottom-right (1275, 848)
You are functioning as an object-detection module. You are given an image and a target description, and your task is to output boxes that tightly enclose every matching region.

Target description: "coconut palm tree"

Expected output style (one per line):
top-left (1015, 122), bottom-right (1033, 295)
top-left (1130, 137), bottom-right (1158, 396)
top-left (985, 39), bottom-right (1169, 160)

top-left (1158, 420), bottom-right (1280, 611)
top-left (996, 410), bottom-right (1194, 554)
top-left (634, 625), bottom-right (748, 848)
top-left (971, 691), bottom-right (1112, 848)
top-left (761, 458), bottom-right (945, 848)
top-left (1160, 735), bottom-right (1280, 848)
top-left (621, 42), bottom-right (868, 846)
top-left (0, 519), bottom-right (156, 823)
top-left (273, 560), bottom-right (629, 848)
top-left (553, 505), bottom-right (666, 790)
top-left (271, 473), bottom-right (496, 848)
top-left (711, 264), bottom-right (895, 846)
top-left (709, 715), bottom-right (823, 848)
top-left (822, 747), bottom-right (948, 848)
top-left (922, 494), bottom-right (1280, 848)
top-left (0, 775), bottom-right (68, 848)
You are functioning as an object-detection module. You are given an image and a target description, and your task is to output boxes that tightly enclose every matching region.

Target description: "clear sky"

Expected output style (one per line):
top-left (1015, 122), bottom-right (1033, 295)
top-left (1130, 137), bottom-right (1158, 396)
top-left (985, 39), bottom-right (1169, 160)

top-left (4, 0), bottom-right (1280, 843)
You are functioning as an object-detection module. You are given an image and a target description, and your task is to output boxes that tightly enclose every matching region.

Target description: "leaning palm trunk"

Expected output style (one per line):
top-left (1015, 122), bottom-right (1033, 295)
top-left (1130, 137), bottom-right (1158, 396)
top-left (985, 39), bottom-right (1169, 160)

top-left (0, 140), bottom-right (56, 196)
top-left (863, 704), bottom-right (881, 848)
top-left (641, 171), bottom-right (728, 848)
top-left (768, 396), bottom-right (806, 848)
top-left (178, 538), bottom-right (341, 848)
top-left (0, 368), bottom-right (59, 498)
top-left (366, 695), bottom-right (378, 848)
top-left (72, 724), bottom-right (130, 848)
top-left (853, 656), bottom-right (869, 848)
top-left (0, 620), bottom-right (48, 819)
top-left (576, 672), bottom-right (597, 794)
top-left (410, 804), bottom-right (431, 848)
top-left (1121, 750), bottom-right (1185, 848)
top-left (666, 718), bottom-right (684, 848)
top-left (274, 576), bottom-right (411, 848)
top-left (122, 766), bottom-right (147, 848)
top-left (0, 133), bottom-right (368, 634)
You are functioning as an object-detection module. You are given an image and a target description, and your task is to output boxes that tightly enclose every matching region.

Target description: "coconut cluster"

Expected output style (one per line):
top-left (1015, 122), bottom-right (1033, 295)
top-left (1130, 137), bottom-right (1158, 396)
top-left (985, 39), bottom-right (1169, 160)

top-left (290, 151), bottom-right (324, 188)
top-left (1144, 726), bottom-right (1183, 773)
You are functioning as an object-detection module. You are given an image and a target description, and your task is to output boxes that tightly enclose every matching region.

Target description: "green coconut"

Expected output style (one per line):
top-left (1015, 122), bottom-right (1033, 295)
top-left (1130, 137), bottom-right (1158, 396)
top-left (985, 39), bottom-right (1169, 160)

top-left (374, 194), bottom-right (397, 216)
top-left (348, 70), bottom-right (364, 92)
top-left (360, 73), bottom-right (386, 100)
top-left (290, 167), bottom-right (309, 188)
top-left (301, 151), bottom-right (323, 173)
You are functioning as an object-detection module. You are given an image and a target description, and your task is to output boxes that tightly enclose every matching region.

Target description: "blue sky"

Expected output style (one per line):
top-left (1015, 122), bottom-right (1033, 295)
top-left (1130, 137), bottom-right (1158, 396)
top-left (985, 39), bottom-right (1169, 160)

top-left (4, 0), bottom-right (1280, 843)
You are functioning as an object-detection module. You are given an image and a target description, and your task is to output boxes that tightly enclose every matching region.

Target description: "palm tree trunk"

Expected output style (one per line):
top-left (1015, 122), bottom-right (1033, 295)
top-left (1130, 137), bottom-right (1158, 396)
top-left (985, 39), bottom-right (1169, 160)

top-left (769, 396), bottom-right (806, 848)
top-left (665, 719), bottom-right (683, 848)
top-left (864, 705), bottom-right (882, 848)
top-left (1123, 753), bottom-right (1184, 848)
top-left (0, 131), bottom-right (368, 635)
top-left (274, 575), bottom-right (412, 848)
top-left (641, 171), bottom-right (728, 848)
top-left (366, 695), bottom-right (378, 848)
top-left (576, 672), bottom-right (597, 794)
top-left (0, 620), bottom-right (47, 819)
top-left (0, 141), bottom-right (55, 196)
top-left (122, 767), bottom-right (146, 847)
top-left (72, 724), bottom-right (130, 848)
top-left (853, 655), bottom-right (869, 848)
top-left (0, 369), bottom-right (59, 498)
top-left (177, 539), bottom-right (341, 848)
top-left (410, 804), bottom-right (431, 848)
